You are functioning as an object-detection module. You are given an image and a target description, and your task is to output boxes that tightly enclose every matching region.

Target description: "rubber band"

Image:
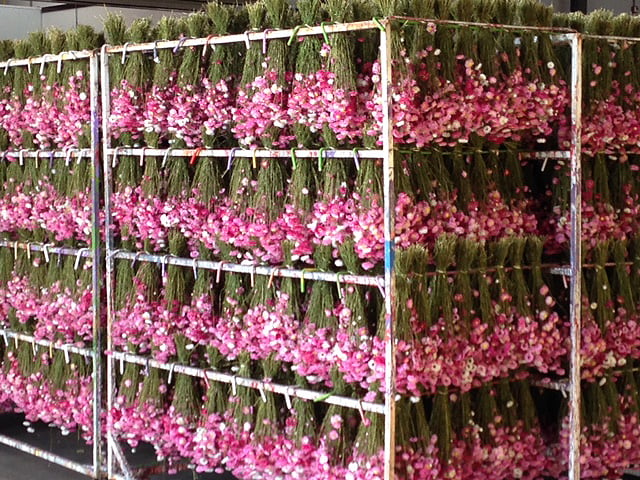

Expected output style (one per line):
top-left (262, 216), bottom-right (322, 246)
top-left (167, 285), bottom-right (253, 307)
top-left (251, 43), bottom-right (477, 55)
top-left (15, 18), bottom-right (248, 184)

top-left (172, 36), bottom-right (187, 54)
top-left (314, 390), bottom-right (334, 402)
top-left (18, 149), bottom-right (26, 166)
top-left (231, 375), bottom-right (237, 396)
top-left (300, 268), bottom-right (318, 293)
top-left (119, 356), bottom-right (124, 375)
top-left (152, 40), bottom-right (160, 64)
top-left (168, 363), bottom-right (176, 385)
top-left (34, 150), bottom-right (40, 169)
top-left (43, 243), bottom-right (51, 263)
top-left (318, 147), bottom-right (329, 172)
top-left (26, 242), bottom-right (31, 262)
top-left (13, 336), bottom-right (18, 349)
top-left (358, 400), bottom-right (367, 422)
top-left (262, 29), bottom-right (273, 55)
top-left (31, 338), bottom-right (37, 356)
top-left (13, 242), bottom-right (17, 260)
top-left (4, 59), bottom-right (12, 76)
top-left (202, 34), bottom-right (217, 57)
top-left (27, 57), bottom-right (34, 74)
top-left (267, 267), bottom-right (278, 289)
top-left (161, 255), bottom-right (171, 281)
top-left (57, 53), bottom-right (64, 74)
top-left (244, 31), bottom-right (252, 50)
top-left (373, 17), bottom-right (386, 32)
top-left (161, 147), bottom-right (173, 169)
top-left (121, 42), bottom-right (131, 65)
top-left (258, 383), bottom-right (267, 403)
top-left (252, 148), bottom-right (260, 169)
top-left (65, 147), bottom-right (74, 167)
top-left (49, 342), bottom-right (53, 359)
top-left (320, 22), bottom-right (331, 44)
top-left (541, 157), bottom-right (548, 171)
top-left (63, 345), bottom-right (70, 364)
top-left (144, 357), bottom-right (150, 376)
top-left (111, 147), bottom-right (121, 169)
top-left (216, 261), bottom-right (225, 283)
top-left (352, 148), bottom-right (361, 171)
top-left (284, 388), bottom-right (292, 410)
top-left (192, 259), bottom-right (198, 280)
top-left (290, 147), bottom-right (298, 170)
top-left (139, 147), bottom-right (148, 167)
top-left (40, 54), bottom-right (53, 76)
top-left (224, 148), bottom-right (238, 176)
top-left (189, 147), bottom-right (204, 166)
top-left (336, 272), bottom-right (346, 299)
top-left (250, 265), bottom-right (256, 288)
top-left (131, 251), bottom-right (143, 268)
top-left (1, 330), bottom-right (7, 346)
top-left (75, 248), bottom-right (89, 270)
top-left (287, 25), bottom-right (302, 46)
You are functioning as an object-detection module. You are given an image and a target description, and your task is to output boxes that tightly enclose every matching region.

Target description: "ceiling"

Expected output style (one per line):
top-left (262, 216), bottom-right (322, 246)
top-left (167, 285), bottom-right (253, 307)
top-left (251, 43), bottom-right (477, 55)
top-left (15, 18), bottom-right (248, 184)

top-left (37, 0), bottom-right (211, 12)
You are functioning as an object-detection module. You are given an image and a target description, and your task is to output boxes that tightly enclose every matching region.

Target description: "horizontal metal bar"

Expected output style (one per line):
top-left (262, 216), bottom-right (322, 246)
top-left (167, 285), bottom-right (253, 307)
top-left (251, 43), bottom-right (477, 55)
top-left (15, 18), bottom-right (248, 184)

top-left (109, 351), bottom-right (386, 414)
top-left (108, 147), bottom-right (384, 160)
top-left (0, 433), bottom-right (97, 478)
top-left (111, 250), bottom-right (383, 288)
top-left (551, 267), bottom-right (572, 276)
top-left (582, 33), bottom-right (640, 45)
top-left (525, 151), bottom-right (571, 160)
top-left (105, 20), bottom-right (383, 54)
top-left (530, 377), bottom-right (569, 392)
top-left (390, 16), bottom-right (576, 35)
top-left (0, 240), bottom-right (94, 259)
top-left (0, 51), bottom-right (93, 70)
top-left (0, 328), bottom-right (94, 357)
top-left (0, 148), bottom-right (92, 160)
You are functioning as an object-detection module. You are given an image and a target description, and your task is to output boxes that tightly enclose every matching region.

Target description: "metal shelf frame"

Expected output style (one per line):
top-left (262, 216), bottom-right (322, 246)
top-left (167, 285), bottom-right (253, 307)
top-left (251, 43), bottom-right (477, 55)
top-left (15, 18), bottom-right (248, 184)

top-left (98, 17), bottom-right (585, 480)
top-left (0, 50), bottom-right (104, 479)
top-left (0, 15), bottom-right (590, 480)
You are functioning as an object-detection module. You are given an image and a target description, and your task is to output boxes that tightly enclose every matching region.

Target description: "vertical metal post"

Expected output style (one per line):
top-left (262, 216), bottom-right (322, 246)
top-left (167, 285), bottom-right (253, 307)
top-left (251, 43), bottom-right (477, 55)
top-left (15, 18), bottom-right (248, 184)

top-left (379, 19), bottom-right (397, 480)
top-left (568, 32), bottom-right (583, 480)
top-left (89, 51), bottom-right (103, 479)
top-left (100, 44), bottom-right (116, 480)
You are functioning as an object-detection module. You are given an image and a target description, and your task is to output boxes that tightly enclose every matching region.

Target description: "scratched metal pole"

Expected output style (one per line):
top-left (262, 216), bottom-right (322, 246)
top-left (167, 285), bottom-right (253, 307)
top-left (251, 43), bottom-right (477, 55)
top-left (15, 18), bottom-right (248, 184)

top-left (568, 32), bottom-right (583, 480)
top-left (89, 51), bottom-right (104, 480)
top-left (379, 19), bottom-right (397, 480)
top-left (100, 44), bottom-right (118, 480)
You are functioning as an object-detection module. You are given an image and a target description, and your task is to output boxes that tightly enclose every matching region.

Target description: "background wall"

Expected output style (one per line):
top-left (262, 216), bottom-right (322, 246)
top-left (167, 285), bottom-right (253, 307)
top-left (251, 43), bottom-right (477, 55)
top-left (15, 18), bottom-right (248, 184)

top-left (0, 0), bottom-right (635, 41)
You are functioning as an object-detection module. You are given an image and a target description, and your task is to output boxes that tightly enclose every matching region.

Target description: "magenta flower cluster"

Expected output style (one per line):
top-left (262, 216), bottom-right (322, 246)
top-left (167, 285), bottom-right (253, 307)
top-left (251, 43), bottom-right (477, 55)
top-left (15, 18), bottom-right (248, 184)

top-left (0, 72), bottom-right (90, 150)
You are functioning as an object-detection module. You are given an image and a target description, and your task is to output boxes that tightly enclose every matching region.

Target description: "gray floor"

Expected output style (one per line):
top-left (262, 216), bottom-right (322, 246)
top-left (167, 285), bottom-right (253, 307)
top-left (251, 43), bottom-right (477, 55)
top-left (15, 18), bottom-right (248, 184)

top-left (0, 414), bottom-right (237, 480)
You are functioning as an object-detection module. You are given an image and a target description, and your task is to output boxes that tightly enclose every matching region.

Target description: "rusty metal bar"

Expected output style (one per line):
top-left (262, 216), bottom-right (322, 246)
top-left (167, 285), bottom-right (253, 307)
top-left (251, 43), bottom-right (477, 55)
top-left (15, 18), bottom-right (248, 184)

top-left (0, 433), bottom-right (97, 477)
top-left (111, 250), bottom-right (384, 289)
top-left (107, 147), bottom-right (383, 160)
top-left (380, 19), bottom-right (397, 480)
top-left (109, 351), bottom-right (385, 415)
top-left (568, 32), bottom-right (583, 480)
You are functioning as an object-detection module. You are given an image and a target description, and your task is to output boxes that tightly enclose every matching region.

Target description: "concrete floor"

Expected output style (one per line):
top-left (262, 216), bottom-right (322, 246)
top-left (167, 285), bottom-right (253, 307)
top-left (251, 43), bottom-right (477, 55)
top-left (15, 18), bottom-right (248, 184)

top-left (0, 413), bottom-right (236, 480)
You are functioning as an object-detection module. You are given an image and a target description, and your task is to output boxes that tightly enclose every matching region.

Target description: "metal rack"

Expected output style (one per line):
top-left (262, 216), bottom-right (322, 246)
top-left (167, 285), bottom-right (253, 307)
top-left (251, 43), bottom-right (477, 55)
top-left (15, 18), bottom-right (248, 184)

top-left (0, 15), bottom-right (593, 480)
top-left (0, 49), bottom-right (103, 479)
top-left (99, 18), bottom-right (584, 480)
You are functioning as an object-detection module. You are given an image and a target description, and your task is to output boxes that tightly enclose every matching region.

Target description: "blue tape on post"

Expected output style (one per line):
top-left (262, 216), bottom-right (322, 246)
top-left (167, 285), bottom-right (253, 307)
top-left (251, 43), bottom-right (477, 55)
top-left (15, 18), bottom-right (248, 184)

top-left (384, 240), bottom-right (395, 268)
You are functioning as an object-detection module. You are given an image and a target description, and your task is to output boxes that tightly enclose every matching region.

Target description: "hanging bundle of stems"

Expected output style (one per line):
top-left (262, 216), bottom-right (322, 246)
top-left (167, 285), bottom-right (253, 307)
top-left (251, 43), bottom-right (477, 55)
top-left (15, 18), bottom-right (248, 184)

top-left (589, 242), bottom-right (613, 332)
top-left (396, 397), bottom-right (431, 455)
top-left (231, 351), bottom-right (257, 430)
top-left (509, 237), bottom-right (531, 316)
top-left (319, 374), bottom-right (357, 466)
top-left (611, 241), bottom-right (636, 316)
top-left (496, 379), bottom-right (518, 428)
top-left (410, 150), bottom-right (454, 201)
top-left (204, 347), bottom-right (229, 415)
top-left (584, 10), bottom-right (615, 103)
top-left (427, 235), bottom-right (456, 333)
top-left (290, 375), bottom-right (316, 447)
top-left (354, 407), bottom-right (385, 459)
top-left (515, 0), bottom-right (543, 81)
top-left (451, 149), bottom-right (473, 208)
top-left (497, 147), bottom-right (525, 203)
top-left (453, 238), bottom-right (479, 327)
top-left (452, 0), bottom-right (476, 61)
top-left (474, 384), bottom-right (499, 444)
top-left (526, 236), bottom-right (550, 313)
top-left (0, 40), bottom-right (14, 151)
top-left (322, 0), bottom-right (357, 150)
top-left (338, 240), bottom-right (370, 341)
top-left (356, 157), bottom-right (383, 210)
top-left (432, 0), bottom-right (455, 82)
top-left (430, 387), bottom-right (453, 461)
top-left (475, 245), bottom-right (495, 329)
top-left (306, 245), bottom-right (338, 332)
top-left (293, 0), bottom-right (324, 148)
top-left (178, 13), bottom-right (208, 87)
top-left (473, 0), bottom-right (499, 79)
top-left (254, 355), bottom-right (281, 439)
top-left (490, 238), bottom-right (513, 315)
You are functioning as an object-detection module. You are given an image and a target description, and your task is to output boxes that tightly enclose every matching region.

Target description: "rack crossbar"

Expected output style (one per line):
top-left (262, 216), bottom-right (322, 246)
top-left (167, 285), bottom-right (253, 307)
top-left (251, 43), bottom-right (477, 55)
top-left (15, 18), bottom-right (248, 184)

top-left (0, 50), bottom-right (93, 70)
top-left (111, 250), bottom-right (383, 288)
top-left (0, 328), bottom-right (94, 357)
top-left (0, 434), bottom-right (96, 478)
top-left (109, 351), bottom-right (385, 414)
top-left (0, 240), bottom-right (93, 259)
top-left (108, 147), bottom-right (384, 160)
